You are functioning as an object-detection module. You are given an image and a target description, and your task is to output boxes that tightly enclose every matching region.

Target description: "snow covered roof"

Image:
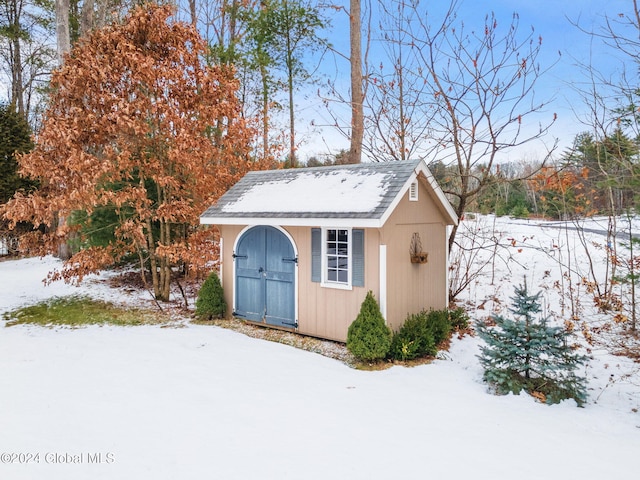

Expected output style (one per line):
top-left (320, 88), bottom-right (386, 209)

top-left (200, 159), bottom-right (457, 228)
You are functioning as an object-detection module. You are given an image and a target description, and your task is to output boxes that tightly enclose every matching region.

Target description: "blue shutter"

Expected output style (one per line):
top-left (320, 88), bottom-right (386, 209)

top-left (352, 229), bottom-right (365, 287)
top-left (311, 228), bottom-right (321, 282)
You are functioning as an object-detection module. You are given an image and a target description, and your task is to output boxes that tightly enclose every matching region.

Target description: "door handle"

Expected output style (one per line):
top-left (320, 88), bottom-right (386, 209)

top-left (258, 267), bottom-right (264, 273)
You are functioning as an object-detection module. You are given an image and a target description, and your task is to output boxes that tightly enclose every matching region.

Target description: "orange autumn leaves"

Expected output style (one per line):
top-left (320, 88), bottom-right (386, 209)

top-left (3, 4), bottom-right (268, 300)
top-left (530, 166), bottom-right (597, 218)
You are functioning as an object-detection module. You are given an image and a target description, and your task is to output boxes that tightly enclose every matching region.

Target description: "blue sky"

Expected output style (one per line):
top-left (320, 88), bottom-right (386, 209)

top-left (3, 1), bottom-right (633, 164)
top-left (297, 0), bottom-right (637, 163)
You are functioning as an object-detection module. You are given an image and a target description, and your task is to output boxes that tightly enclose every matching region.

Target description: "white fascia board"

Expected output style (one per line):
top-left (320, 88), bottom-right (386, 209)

top-left (418, 167), bottom-right (459, 226)
top-left (376, 159), bottom-right (443, 227)
top-left (200, 216), bottom-right (383, 228)
top-left (378, 172), bottom-right (418, 227)
top-left (374, 159), bottom-right (458, 227)
top-left (409, 160), bottom-right (458, 226)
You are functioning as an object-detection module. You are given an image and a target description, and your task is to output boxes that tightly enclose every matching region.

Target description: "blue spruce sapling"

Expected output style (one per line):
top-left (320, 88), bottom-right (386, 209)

top-left (476, 280), bottom-right (587, 406)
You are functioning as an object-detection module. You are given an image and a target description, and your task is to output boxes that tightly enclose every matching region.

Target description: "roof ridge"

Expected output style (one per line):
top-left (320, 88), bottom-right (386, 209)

top-left (246, 158), bottom-right (422, 176)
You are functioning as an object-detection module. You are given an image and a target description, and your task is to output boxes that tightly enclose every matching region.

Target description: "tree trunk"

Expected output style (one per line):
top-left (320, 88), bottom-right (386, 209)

top-left (228, 0), bottom-right (239, 62)
top-left (55, 0), bottom-right (72, 259)
top-left (349, 0), bottom-right (363, 164)
top-left (285, 3), bottom-right (296, 168)
top-left (288, 65), bottom-right (296, 167)
top-left (56, 0), bottom-right (71, 64)
top-left (80, 0), bottom-right (94, 37)
top-left (448, 194), bottom-right (466, 254)
top-left (260, 62), bottom-right (270, 159)
top-left (8, 0), bottom-right (25, 117)
top-left (95, 0), bottom-right (115, 28)
top-left (627, 213), bottom-right (637, 332)
top-left (397, 45), bottom-right (406, 161)
top-left (146, 217), bottom-right (160, 299)
top-left (188, 0), bottom-right (197, 27)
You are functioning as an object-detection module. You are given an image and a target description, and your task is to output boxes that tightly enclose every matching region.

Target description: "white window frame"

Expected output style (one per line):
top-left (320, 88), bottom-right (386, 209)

top-left (321, 227), bottom-right (353, 290)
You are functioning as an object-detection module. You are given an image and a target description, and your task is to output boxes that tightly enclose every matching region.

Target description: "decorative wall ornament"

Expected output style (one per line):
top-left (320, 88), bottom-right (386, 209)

top-left (410, 232), bottom-right (429, 264)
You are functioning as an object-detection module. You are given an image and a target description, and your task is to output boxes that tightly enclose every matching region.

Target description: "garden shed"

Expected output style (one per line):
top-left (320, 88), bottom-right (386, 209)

top-left (199, 159), bottom-right (458, 342)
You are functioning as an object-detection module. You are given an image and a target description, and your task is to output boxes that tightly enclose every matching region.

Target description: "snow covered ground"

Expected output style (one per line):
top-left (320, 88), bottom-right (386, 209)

top-left (1, 216), bottom-right (639, 480)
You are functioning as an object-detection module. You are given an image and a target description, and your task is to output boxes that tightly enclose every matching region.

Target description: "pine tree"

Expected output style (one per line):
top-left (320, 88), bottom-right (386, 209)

top-left (477, 280), bottom-right (588, 406)
top-left (0, 105), bottom-right (34, 204)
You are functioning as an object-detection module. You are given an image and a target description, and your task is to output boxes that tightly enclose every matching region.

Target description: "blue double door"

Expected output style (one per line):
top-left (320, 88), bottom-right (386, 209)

top-left (235, 226), bottom-right (297, 328)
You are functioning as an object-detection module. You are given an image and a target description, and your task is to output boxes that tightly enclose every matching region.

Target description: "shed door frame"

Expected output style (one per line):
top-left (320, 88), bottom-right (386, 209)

top-left (232, 225), bottom-right (298, 328)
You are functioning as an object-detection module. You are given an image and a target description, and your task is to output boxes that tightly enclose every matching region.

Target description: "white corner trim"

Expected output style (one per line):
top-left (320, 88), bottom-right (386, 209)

top-left (219, 237), bottom-right (224, 288)
top-left (379, 244), bottom-right (387, 321)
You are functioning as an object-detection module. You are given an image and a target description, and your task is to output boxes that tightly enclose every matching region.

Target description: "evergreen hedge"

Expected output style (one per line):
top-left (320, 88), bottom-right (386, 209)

top-left (448, 307), bottom-right (470, 331)
top-left (388, 308), bottom-right (457, 361)
top-left (389, 312), bottom-right (436, 361)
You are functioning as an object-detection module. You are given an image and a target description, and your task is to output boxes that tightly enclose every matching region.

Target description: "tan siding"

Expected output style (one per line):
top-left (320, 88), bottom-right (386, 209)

top-left (218, 225), bottom-right (245, 318)
top-left (293, 226), bottom-right (380, 342)
top-left (380, 182), bottom-right (449, 332)
top-left (217, 225), bottom-right (380, 342)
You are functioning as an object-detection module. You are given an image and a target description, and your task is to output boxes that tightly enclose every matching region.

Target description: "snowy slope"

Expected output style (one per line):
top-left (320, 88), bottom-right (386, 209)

top-left (1, 217), bottom-right (639, 480)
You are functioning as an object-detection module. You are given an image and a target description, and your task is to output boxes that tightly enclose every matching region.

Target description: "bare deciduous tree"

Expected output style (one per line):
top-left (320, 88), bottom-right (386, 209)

top-left (373, 0), bottom-right (558, 250)
top-left (365, 0), bottom-right (431, 162)
top-left (570, 0), bottom-right (640, 334)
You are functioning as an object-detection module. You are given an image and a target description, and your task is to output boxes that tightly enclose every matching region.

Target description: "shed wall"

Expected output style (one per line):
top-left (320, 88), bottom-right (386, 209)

top-left (219, 224), bottom-right (244, 317)
top-left (292, 226), bottom-right (380, 342)
top-left (380, 181), bottom-right (449, 332)
top-left (218, 224), bottom-right (381, 343)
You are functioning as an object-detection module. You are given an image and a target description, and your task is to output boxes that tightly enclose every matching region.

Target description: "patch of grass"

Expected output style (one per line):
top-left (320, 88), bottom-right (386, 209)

top-left (3, 295), bottom-right (169, 328)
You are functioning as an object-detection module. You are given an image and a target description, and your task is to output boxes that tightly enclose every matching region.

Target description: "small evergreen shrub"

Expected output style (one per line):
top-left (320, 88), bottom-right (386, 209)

top-left (388, 308), bottom-right (463, 361)
top-left (425, 309), bottom-right (451, 345)
top-left (495, 202), bottom-right (509, 217)
top-left (195, 271), bottom-right (226, 320)
top-left (389, 312), bottom-right (436, 361)
top-left (476, 281), bottom-right (588, 406)
top-left (448, 307), bottom-right (470, 330)
top-left (510, 204), bottom-right (530, 219)
top-left (347, 291), bottom-right (392, 362)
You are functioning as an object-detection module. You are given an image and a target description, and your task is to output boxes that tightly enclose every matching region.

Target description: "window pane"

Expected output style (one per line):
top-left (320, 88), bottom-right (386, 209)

top-left (325, 228), bottom-right (350, 285)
